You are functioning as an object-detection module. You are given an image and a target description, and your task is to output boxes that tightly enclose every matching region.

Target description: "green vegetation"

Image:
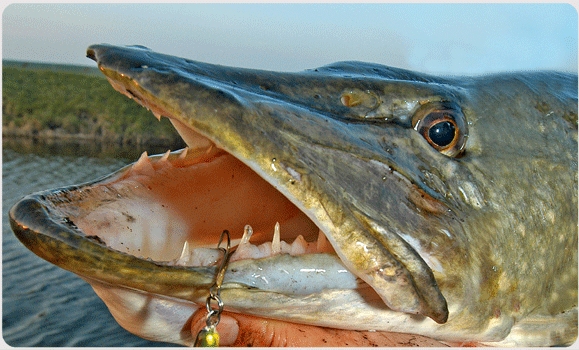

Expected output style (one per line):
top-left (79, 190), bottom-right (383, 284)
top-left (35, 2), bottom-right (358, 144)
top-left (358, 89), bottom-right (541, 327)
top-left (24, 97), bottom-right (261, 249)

top-left (2, 61), bottom-right (184, 147)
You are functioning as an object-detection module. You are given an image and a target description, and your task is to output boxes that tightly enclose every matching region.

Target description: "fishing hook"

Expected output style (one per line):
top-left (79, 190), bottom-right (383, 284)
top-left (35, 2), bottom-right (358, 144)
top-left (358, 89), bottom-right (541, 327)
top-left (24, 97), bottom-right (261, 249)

top-left (194, 230), bottom-right (231, 347)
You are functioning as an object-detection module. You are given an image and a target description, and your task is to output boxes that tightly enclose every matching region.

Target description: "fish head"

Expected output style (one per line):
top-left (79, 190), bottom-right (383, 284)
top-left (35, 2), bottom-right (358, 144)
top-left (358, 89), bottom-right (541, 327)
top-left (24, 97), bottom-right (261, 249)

top-left (9, 44), bottom-right (577, 346)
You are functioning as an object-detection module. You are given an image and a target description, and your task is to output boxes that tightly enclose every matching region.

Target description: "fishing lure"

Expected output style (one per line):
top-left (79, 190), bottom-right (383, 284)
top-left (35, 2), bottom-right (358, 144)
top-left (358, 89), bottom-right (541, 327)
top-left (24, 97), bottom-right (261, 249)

top-left (195, 230), bottom-right (231, 347)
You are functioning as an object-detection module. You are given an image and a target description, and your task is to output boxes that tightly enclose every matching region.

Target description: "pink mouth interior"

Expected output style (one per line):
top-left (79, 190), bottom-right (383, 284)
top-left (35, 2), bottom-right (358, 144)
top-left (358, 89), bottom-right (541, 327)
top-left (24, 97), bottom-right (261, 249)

top-left (58, 140), bottom-right (329, 265)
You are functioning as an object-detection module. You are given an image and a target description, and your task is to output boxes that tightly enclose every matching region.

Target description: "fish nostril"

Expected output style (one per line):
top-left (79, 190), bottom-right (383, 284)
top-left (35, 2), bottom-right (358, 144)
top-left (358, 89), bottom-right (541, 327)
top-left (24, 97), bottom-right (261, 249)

top-left (340, 89), bottom-right (379, 110)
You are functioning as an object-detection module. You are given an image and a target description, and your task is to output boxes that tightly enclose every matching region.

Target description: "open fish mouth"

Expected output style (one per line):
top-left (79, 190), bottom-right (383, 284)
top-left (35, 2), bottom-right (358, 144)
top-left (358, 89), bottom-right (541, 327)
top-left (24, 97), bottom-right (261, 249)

top-left (9, 45), bottom-right (414, 344)
top-left (10, 145), bottom-right (352, 288)
top-left (19, 142), bottom-right (357, 287)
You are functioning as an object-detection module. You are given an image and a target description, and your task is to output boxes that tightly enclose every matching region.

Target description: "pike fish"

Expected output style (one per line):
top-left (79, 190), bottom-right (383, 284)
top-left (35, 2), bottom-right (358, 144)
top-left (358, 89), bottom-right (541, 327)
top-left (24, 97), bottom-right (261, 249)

top-left (9, 44), bottom-right (578, 346)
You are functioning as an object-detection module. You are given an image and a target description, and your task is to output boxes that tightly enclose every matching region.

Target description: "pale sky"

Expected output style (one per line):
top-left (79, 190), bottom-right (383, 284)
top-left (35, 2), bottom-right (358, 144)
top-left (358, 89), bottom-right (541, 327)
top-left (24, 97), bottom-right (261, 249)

top-left (2, 3), bottom-right (578, 75)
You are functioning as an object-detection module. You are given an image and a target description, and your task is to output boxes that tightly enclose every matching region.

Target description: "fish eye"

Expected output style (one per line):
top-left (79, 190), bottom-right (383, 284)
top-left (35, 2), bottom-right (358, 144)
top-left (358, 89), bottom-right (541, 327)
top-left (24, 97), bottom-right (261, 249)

top-left (412, 102), bottom-right (467, 157)
top-left (425, 114), bottom-right (457, 147)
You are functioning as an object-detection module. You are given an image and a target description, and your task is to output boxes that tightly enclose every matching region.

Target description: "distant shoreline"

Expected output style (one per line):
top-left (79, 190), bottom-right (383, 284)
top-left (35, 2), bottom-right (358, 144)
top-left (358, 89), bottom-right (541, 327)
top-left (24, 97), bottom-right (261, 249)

top-left (2, 61), bottom-right (184, 149)
top-left (2, 133), bottom-right (185, 161)
top-left (2, 60), bottom-right (102, 76)
top-left (2, 127), bottom-right (185, 149)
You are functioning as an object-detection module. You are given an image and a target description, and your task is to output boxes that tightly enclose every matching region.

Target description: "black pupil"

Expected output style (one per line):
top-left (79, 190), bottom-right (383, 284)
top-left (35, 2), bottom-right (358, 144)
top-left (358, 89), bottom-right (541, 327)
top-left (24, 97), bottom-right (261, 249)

top-left (428, 121), bottom-right (455, 147)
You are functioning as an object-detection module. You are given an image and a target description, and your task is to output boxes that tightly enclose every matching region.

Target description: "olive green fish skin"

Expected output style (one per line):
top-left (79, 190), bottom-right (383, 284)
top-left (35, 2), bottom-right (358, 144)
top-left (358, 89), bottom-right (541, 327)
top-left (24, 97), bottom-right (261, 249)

top-left (10, 44), bottom-right (577, 345)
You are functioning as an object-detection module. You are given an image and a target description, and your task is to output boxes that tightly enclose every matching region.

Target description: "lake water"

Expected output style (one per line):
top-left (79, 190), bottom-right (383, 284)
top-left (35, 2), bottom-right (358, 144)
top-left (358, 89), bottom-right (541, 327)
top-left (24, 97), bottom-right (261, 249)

top-left (2, 138), bottom-right (179, 347)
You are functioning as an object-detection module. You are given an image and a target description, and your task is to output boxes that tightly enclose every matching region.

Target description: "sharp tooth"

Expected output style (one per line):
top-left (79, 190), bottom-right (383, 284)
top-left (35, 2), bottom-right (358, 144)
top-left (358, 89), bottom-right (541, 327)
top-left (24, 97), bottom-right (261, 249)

top-left (240, 225), bottom-right (254, 244)
top-left (160, 150), bottom-right (171, 162)
top-left (153, 111), bottom-right (162, 120)
top-left (178, 147), bottom-right (189, 159)
top-left (139, 151), bottom-right (149, 159)
top-left (205, 145), bottom-right (215, 155)
top-left (178, 241), bottom-right (191, 264)
top-left (272, 222), bottom-right (281, 254)
top-left (132, 151), bottom-right (155, 176)
top-left (290, 235), bottom-right (307, 255)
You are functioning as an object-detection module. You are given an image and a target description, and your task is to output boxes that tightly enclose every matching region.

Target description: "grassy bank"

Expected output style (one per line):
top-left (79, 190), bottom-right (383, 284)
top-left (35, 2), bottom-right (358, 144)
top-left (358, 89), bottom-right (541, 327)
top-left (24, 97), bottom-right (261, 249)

top-left (2, 61), bottom-right (185, 148)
